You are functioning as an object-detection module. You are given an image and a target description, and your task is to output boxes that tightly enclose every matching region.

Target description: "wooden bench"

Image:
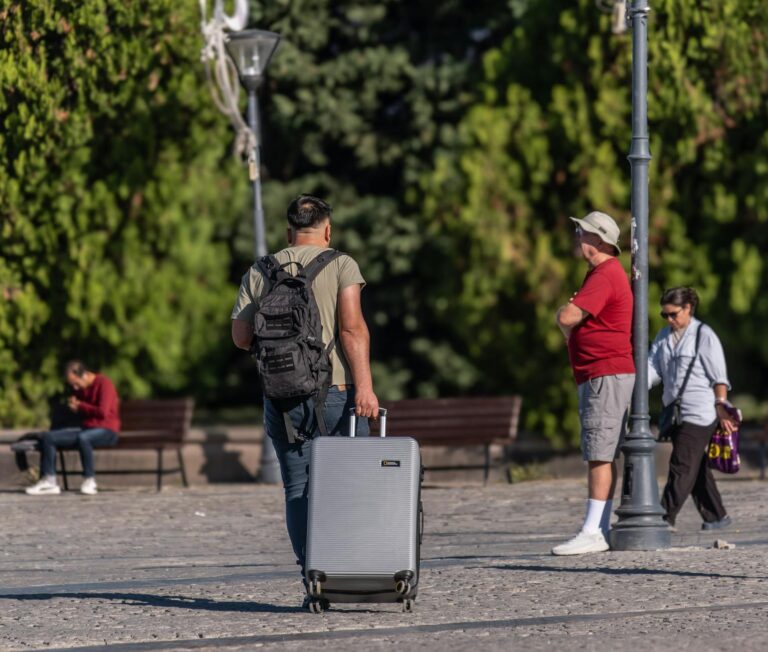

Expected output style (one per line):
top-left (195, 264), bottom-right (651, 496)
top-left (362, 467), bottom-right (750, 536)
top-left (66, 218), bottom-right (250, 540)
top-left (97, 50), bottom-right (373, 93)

top-left (371, 396), bottom-right (522, 483)
top-left (57, 398), bottom-right (194, 491)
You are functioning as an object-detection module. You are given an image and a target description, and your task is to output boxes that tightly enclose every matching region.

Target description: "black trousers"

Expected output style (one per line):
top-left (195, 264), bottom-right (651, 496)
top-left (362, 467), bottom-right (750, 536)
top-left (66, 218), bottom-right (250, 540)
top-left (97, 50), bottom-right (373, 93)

top-left (662, 420), bottom-right (727, 525)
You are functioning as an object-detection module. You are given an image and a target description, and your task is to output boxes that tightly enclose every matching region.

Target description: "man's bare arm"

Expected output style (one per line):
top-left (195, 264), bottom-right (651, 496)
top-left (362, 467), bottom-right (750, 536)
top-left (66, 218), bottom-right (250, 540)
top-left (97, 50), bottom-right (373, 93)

top-left (556, 302), bottom-right (589, 340)
top-left (338, 284), bottom-right (379, 418)
top-left (232, 319), bottom-right (254, 351)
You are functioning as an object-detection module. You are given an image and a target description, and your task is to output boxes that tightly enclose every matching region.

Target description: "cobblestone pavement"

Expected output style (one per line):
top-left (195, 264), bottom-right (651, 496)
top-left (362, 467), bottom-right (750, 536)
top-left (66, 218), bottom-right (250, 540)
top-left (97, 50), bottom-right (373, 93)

top-left (1, 477), bottom-right (767, 651)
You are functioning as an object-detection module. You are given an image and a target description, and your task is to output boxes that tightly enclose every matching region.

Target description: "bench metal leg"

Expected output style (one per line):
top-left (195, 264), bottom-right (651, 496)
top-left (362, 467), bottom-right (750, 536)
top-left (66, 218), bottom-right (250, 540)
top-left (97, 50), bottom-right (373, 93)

top-left (58, 450), bottom-right (69, 491)
top-left (483, 444), bottom-right (490, 485)
top-left (156, 448), bottom-right (163, 492)
top-left (177, 448), bottom-right (189, 488)
top-left (504, 445), bottom-right (514, 484)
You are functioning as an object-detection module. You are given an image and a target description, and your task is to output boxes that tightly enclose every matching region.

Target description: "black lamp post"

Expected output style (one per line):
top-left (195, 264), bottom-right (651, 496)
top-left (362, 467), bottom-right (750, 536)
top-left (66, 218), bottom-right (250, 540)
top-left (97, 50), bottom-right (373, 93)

top-left (609, 1), bottom-right (671, 550)
top-left (225, 29), bottom-right (281, 259)
top-left (226, 29), bottom-right (281, 483)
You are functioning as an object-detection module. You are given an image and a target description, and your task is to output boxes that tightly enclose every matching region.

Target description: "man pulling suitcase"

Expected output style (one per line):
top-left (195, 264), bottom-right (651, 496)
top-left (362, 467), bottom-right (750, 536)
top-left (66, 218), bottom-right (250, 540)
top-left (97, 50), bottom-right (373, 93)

top-left (231, 195), bottom-right (380, 610)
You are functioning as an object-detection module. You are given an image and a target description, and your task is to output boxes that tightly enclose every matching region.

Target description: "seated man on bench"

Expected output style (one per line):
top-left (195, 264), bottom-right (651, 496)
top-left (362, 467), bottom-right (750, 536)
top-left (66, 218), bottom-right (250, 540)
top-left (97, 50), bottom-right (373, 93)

top-left (25, 360), bottom-right (120, 496)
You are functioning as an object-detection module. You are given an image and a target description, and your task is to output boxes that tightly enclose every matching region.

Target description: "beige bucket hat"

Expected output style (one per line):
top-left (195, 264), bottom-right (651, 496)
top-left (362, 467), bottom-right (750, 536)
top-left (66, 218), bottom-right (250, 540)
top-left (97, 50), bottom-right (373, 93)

top-left (569, 211), bottom-right (621, 254)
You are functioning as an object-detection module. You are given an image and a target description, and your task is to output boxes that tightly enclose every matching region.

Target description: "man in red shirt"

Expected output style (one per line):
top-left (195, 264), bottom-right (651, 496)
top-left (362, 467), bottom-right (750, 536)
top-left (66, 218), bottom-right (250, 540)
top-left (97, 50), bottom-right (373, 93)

top-left (26, 360), bottom-right (120, 496)
top-left (552, 211), bottom-right (636, 555)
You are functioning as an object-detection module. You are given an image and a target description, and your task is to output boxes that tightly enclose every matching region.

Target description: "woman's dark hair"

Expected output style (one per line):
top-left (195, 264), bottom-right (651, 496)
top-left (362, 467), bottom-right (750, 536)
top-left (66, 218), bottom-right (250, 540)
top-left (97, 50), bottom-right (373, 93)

top-left (660, 286), bottom-right (699, 314)
top-left (286, 195), bottom-right (332, 229)
top-left (64, 360), bottom-right (89, 378)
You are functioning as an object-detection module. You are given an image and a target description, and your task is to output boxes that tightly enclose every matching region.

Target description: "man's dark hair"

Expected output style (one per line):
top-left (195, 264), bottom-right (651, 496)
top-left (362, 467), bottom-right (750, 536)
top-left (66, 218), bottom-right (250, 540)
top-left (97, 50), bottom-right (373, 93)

top-left (660, 287), bottom-right (699, 314)
top-left (286, 195), bottom-right (332, 230)
top-left (64, 360), bottom-right (89, 378)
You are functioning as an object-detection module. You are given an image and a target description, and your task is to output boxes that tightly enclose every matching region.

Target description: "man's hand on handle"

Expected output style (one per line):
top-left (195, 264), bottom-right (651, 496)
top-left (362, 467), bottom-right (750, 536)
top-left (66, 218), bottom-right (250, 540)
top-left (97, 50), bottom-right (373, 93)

top-left (355, 387), bottom-right (379, 420)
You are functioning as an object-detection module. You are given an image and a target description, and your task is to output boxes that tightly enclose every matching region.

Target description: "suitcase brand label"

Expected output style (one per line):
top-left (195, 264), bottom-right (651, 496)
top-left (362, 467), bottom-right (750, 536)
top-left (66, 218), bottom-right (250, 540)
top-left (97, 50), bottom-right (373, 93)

top-left (381, 460), bottom-right (401, 467)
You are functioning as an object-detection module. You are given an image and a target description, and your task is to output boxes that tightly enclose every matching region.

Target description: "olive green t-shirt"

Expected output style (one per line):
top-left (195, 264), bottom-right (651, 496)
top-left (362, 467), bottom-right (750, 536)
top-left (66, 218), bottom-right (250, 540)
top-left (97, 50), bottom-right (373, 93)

top-left (230, 245), bottom-right (365, 387)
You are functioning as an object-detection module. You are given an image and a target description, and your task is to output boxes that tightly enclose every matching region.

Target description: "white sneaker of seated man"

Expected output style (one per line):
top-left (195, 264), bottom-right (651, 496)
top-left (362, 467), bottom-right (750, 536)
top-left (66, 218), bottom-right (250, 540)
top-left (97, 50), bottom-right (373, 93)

top-left (25, 476), bottom-right (61, 496)
top-left (551, 529), bottom-right (610, 556)
top-left (80, 478), bottom-right (98, 495)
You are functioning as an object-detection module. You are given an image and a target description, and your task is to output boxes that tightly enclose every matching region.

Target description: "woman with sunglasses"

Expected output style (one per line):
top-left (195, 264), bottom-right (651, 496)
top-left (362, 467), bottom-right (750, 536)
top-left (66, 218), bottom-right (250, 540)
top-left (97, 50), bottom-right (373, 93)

top-left (648, 287), bottom-right (738, 530)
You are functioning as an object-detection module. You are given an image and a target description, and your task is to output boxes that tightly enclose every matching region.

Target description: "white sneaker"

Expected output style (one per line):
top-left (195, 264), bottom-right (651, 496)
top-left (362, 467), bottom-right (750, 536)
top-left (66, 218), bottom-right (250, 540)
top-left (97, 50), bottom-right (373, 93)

top-left (25, 477), bottom-right (61, 496)
top-left (551, 530), bottom-right (610, 556)
top-left (80, 478), bottom-right (98, 495)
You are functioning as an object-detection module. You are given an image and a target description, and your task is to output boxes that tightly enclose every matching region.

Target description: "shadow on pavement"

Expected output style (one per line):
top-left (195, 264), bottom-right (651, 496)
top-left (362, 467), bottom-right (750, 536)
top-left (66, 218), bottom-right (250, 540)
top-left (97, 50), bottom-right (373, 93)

top-left (488, 564), bottom-right (763, 580)
top-left (0, 592), bottom-right (302, 613)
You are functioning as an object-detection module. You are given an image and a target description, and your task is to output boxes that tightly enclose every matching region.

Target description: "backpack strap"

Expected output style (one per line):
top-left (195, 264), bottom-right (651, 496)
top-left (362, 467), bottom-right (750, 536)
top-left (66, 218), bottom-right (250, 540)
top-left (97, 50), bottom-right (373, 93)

top-left (305, 250), bottom-right (345, 439)
top-left (314, 388), bottom-right (330, 438)
top-left (278, 402), bottom-right (329, 444)
top-left (305, 249), bottom-right (346, 362)
top-left (279, 400), bottom-right (328, 444)
top-left (282, 411), bottom-right (298, 445)
top-left (304, 249), bottom-right (345, 284)
top-left (255, 255), bottom-right (281, 292)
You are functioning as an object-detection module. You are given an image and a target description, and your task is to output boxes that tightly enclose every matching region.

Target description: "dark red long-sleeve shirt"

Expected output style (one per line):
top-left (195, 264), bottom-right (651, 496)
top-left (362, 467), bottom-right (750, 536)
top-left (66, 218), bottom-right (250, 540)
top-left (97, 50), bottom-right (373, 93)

top-left (76, 374), bottom-right (121, 432)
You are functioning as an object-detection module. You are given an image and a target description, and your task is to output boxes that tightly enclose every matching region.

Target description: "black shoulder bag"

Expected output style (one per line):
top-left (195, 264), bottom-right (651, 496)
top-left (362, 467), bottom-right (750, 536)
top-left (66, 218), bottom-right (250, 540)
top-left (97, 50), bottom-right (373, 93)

top-left (657, 324), bottom-right (702, 441)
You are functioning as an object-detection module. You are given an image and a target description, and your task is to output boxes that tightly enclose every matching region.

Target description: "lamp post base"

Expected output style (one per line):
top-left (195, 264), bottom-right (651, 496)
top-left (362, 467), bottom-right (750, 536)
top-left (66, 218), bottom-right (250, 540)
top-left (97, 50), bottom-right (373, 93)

top-left (609, 433), bottom-right (672, 551)
top-left (610, 521), bottom-right (671, 551)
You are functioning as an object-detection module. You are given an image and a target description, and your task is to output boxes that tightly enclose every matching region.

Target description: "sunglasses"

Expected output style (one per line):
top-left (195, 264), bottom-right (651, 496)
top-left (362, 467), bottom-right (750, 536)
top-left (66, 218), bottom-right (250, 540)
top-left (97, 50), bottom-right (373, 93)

top-left (660, 309), bottom-right (682, 320)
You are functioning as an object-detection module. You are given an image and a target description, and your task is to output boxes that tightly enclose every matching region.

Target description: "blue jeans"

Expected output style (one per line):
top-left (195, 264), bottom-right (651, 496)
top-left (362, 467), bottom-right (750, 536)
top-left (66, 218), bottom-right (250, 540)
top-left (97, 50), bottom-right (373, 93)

top-left (264, 387), bottom-right (369, 577)
top-left (39, 428), bottom-right (118, 479)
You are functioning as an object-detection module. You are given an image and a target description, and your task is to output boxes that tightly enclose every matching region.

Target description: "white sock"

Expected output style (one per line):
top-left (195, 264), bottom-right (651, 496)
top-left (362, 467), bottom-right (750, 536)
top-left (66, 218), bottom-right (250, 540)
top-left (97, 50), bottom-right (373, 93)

top-left (600, 500), bottom-right (613, 536)
top-left (43, 475), bottom-right (57, 483)
top-left (582, 499), bottom-right (606, 534)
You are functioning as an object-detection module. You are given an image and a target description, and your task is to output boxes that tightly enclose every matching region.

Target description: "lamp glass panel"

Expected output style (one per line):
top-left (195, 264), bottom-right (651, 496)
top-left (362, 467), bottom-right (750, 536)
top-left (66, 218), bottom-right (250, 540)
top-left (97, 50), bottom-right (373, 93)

top-left (226, 31), bottom-right (280, 80)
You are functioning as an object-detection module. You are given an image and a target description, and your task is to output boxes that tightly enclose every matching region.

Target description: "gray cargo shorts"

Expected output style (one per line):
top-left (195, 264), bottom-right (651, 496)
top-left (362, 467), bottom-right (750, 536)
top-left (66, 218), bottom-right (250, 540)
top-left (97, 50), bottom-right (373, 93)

top-left (577, 373), bottom-right (635, 462)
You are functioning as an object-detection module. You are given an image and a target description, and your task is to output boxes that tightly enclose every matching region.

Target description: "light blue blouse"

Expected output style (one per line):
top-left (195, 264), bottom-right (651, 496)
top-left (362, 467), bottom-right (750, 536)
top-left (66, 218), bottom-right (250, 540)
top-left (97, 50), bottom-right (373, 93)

top-left (648, 317), bottom-right (731, 427)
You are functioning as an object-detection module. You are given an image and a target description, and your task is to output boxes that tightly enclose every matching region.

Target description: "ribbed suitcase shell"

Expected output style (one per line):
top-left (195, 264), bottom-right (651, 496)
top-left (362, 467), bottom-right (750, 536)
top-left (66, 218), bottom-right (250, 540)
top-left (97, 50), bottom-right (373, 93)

top-left (305, 436), bottom-right (421, 603)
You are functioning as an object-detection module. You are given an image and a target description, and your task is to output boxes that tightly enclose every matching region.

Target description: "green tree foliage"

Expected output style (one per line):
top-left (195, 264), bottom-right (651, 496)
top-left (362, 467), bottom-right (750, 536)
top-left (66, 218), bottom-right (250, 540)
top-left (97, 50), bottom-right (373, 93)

top-left (0, 1), bottom-right (248, 425)
top-left (2, 0), bottom-right (767, 445)
top-left (418, 0), bottom-right (768, 443)
top-left (245, 0), bottom-right (527, 401)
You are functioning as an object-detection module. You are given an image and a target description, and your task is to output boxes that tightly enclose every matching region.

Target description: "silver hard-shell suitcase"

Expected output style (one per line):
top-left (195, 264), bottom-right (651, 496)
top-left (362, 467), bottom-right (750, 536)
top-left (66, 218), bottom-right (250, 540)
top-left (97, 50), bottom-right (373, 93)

top-left (305, 408), bottom-right (423, 613)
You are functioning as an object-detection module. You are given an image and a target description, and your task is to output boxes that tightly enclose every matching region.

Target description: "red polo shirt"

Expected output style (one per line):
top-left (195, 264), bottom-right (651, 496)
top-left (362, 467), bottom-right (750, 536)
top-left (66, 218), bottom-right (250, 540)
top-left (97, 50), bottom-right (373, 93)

top-left (76, 374), bottom-right (121, 432)
top-left (567, 257), bottom-right (635, 384)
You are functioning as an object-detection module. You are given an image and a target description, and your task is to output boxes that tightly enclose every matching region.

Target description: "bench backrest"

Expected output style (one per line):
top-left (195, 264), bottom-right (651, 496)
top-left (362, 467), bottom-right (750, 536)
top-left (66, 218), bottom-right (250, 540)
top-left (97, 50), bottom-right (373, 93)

top-left (119, 398), bottom-right (194, 442)
top-left (371, 396), bottom-right (522, 445)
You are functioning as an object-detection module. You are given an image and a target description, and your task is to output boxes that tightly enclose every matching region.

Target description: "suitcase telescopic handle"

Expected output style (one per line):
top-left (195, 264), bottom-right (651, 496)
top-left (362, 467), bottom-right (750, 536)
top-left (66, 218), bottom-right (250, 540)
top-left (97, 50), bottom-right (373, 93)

top-left (348, 407), bottom-right (387, 438)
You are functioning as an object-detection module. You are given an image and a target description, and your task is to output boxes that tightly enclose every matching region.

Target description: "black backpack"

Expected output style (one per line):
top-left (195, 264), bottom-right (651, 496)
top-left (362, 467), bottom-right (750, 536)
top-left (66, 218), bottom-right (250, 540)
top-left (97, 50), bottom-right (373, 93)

top-left (251, 249), bottom-right (344, 443)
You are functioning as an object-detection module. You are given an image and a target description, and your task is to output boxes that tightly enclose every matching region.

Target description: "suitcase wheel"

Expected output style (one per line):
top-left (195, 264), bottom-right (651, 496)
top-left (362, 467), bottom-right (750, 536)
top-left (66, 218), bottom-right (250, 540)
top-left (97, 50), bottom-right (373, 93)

top-left (395, 579), bottom-right (411, 595)
top-left (402, 598), bottom-right (415, 613)
top-left (309, 579), bottom-right (322, 597)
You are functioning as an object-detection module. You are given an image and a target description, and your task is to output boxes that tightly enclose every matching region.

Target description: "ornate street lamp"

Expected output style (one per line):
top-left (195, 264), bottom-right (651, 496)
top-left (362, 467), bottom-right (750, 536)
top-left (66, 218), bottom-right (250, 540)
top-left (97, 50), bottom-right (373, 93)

top-left (609, 1), bottom-right (671, 550)
top-left (225, 29), bottom-right (281, 259)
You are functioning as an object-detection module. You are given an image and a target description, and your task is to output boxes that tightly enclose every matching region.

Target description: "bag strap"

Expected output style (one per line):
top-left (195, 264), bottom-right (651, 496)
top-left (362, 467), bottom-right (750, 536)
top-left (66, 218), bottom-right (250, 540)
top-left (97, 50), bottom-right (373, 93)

top-left (674, 323), bottom-right (703, 402)
top-left (303, 249), bottom-right (344, 283)
top-left (305, 250), bottom-right (345, 356)
top-left (255, 255), bottom-right (282, 292)
top-left (277, 260), bottom-right (306, 277)
top-left (304, 250), bottom-right (341, 437)
top-left (314, 386), bottom-right (330, 438)
top-left (279, 393), bottom-right (331, 444)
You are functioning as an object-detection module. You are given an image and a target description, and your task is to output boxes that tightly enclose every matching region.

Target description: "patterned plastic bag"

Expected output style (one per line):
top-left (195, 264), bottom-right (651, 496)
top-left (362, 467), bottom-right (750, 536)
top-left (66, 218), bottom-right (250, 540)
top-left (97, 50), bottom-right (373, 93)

top-left (707, 404), bottom-right (742, 474)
